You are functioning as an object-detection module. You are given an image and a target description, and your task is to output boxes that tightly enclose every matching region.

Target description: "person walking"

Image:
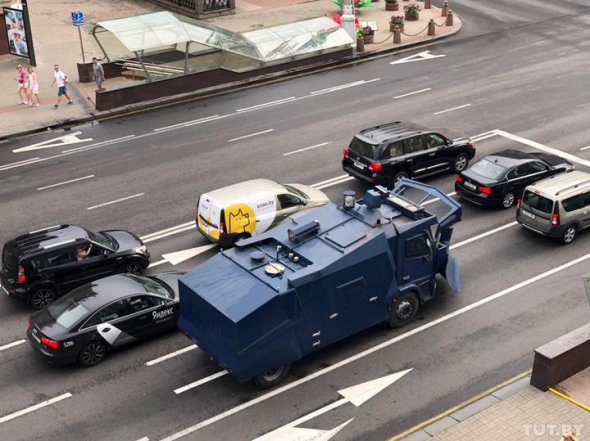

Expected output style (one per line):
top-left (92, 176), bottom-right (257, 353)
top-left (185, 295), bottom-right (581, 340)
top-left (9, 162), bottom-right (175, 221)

top-left (26, 66), bottom-right (41, 107)
top-left (16, 64), bottom-right (29, 104)
top-left (50, 64), bottom-right (73, 108)
top-left (92, 57), bottom-right (105, 92)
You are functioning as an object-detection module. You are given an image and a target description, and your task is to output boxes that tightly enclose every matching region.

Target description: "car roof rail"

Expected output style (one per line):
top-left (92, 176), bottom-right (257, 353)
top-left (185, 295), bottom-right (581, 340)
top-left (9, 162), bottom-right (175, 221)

top-left (28, 224), bottom-right (67, 235)
top-left (555, 179), bottom-right (590, 196)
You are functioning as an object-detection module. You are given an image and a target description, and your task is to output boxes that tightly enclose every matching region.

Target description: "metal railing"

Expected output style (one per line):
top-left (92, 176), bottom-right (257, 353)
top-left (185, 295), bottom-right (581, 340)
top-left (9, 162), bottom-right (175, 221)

top-left (119, 60), bottom-right (185, 81)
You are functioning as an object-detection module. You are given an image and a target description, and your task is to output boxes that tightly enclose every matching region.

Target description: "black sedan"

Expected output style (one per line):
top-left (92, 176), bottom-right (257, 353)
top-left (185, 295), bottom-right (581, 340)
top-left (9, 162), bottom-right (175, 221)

top-left (27, 272), bottom-right (183, 367)
top-left (455, 150), bottom-right (574, 208)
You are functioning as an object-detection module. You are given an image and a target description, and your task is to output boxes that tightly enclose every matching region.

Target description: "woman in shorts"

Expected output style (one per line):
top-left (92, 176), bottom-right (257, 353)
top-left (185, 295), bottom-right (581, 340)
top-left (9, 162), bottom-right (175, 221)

top-left (26, 66), bottom-right (40, 107)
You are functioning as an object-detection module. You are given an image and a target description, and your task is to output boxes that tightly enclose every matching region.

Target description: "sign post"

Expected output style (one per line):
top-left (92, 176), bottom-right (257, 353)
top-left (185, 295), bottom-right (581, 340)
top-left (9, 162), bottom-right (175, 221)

top-left (71, 11), bottom-right (85, 63)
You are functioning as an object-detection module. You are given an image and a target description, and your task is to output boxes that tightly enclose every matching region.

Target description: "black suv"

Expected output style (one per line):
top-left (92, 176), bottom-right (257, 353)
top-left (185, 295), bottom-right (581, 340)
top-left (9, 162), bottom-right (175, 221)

top-left (0, 225), bottom-right (150, 310)
top-left (342, 122), bottom-right (476, 187)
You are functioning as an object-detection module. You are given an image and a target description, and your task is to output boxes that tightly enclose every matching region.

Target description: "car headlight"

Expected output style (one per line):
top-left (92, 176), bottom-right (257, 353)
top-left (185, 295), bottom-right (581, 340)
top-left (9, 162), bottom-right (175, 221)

top-left (134, 245), bottom-right (148, 254)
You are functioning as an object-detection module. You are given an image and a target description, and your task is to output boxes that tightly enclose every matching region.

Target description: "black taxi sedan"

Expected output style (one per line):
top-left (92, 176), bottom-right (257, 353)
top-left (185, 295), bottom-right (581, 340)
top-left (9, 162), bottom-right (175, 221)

top-left (455, 150), bottom-right (573, 208)
top-left (27, 272), bottom-right (183, 367)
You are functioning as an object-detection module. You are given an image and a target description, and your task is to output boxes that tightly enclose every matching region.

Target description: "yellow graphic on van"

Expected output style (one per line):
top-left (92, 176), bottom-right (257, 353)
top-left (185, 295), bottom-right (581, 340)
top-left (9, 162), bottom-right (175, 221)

top-left (226, 204), bottom-right (256, 235)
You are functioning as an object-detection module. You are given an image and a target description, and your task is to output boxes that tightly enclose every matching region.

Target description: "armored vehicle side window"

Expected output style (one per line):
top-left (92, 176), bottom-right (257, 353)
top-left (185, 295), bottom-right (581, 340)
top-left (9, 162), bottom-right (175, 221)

top-left (278, 194), bottom-right (303, 209)
top-left (405, 136), bottom-right (425, 154)
top-left (406, 232), bottom-right (430, 257)
top-left (424, 133), bottom-right (446, 149)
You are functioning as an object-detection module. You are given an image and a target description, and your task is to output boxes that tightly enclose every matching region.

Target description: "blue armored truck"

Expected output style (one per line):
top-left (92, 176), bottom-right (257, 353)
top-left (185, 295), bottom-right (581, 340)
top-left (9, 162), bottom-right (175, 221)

top-left (178, 179), bottom-right (462, 388)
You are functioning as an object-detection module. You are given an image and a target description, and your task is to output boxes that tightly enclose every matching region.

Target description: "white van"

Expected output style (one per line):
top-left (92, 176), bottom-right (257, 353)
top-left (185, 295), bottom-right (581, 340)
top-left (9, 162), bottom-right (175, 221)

top-left (196, 179), bottom-right (329, 247)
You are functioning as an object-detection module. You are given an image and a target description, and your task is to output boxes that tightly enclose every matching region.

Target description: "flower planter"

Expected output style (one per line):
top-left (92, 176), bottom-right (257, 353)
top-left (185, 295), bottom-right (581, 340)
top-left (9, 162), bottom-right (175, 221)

top-left (356, 37), bottom-right (365, 52)
top-left (363, 34), bottom-right (374, 44)
top-left (405, 11), bottom-right (419, 20)
top-left (385, 2), bottom-right (399, 11)
top-left (390, 22), bottom-right (404, 32)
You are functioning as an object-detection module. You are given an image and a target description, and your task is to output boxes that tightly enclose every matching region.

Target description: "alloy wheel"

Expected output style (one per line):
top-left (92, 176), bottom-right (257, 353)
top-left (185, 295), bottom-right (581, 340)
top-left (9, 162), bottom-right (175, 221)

top-left (454, 155), bottom-right (468, 171)
top-left (31, 288), bottom-right (55, 310)
top-left (563, 226), bottom-right (576, 244)
top-left (125, 261), bottom-right (143, 274)
top-left (502, 193), bottom-right (515, 209)
top-left (80, 342), bottom-right (105, 366)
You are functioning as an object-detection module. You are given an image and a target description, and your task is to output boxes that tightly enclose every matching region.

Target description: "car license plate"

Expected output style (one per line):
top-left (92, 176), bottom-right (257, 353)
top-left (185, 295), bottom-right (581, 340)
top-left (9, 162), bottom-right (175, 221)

top-left (352, 160), bottom-right (365, 170)
top-left (464, 181), bottom-right (476, 190)
top-left (522, 210), bottom-right (536, 220)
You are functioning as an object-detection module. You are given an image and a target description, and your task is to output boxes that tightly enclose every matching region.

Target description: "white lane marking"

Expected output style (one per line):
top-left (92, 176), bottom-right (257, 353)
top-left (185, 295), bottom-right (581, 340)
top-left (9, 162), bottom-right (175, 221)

top-left (422, 191), bottom-right (456, 206)
top-left (0, 339), bottom-right (26, 352)
top-left (0, 157), bottom-right (41, 170)
top-left (135, 438), bottom-right (149, 441)
top-left (13, 131), bottom-right (92, 153)
top-left (36, 175), bottom-right (95, 191)
top-left (283, 142), bottom-right (332, 157)
top-left (311, 78), bottom-right (380, 95)
top-left (394, 88), bottom-right (431, 99)
top-left (237, 97), bottom-right (296, 112)
top-left (451, 221), bottom-right (518, 250)
top-left (433, 104), bottom-right (472, 115)
top-left (314, 176), bottom-right (355, 190)
top-left (0, 393), bottom-right (73, 425)
top-left (141, 222), bottom-right (194, 240)
top-left (87, 193), bottom-right (144, 211)
top-left (154, 115), bottom-right (221, 132)
top-left (61, 135), bottom-right (136, 154)
top-left (146, 345), bottom-right (197, 366)
top-left (580, 145), bottom-right (590, 151)
top-left (148, 259), bottom-right (167, 269)
top-left (390, 50), bottom-right (446, 65)
top-left (174, 370), bottom-right (229, 395)
top-left (311, 174), bottom-right (350, 187)
top-left (227, 129), bottom-right (274, 143)
top-left (161, 244), bottom-right (217, 265)
top-left (496, 129), bottom-right (590, 168)
top-left (143, 225), bottom-right (195, 244)
top-left (471, 133), bottom-right (497, 142)
top-left (156, 115), bottom-right (231, 133)
top-left (160, 253), bottom-right (590, 441)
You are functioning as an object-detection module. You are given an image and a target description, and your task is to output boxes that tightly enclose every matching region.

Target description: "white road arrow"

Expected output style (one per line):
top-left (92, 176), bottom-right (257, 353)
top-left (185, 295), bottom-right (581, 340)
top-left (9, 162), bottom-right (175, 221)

top-left (161, 244), bottom-right (217, 265)
top-left (253, 369), bottom-right (412, 441)
top-left (390, 50), bottom-right (445, 65)
top-left (13, 131), bottom-right (92, 153)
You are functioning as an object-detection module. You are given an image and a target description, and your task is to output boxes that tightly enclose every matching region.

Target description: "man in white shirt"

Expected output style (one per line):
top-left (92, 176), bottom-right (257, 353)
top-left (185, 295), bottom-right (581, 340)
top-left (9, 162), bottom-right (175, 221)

top-left (50, 64), bottom-right (73, 108)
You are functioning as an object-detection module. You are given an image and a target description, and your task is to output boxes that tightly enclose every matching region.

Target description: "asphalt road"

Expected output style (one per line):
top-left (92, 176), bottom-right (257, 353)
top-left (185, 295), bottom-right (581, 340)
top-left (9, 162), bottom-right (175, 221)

top-left (1, 1), bottom-right (590, 440)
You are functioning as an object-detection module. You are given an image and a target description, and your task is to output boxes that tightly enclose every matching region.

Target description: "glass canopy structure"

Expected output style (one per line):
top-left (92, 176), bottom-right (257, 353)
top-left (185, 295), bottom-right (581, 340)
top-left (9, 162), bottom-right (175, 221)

top-left (91, 11), bottom-right (353, 80)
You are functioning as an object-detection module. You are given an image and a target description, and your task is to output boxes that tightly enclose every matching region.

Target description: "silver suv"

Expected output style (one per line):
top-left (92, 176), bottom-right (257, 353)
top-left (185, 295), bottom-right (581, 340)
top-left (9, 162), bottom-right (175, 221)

top-left (516, 170), bottom-right (590, 244)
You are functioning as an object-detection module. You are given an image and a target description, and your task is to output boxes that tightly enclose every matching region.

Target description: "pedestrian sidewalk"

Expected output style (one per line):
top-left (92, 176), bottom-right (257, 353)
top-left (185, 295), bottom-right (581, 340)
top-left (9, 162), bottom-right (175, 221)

top-left (0, 0), bottom-right (460, 140)
top-left (394, 368), bottom-right (590, 441)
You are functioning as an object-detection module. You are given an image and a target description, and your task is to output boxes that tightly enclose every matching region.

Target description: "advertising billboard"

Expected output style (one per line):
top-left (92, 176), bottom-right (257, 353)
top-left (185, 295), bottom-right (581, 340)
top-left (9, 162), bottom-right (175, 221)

top-left (3, 7), bottom-right (29, 58)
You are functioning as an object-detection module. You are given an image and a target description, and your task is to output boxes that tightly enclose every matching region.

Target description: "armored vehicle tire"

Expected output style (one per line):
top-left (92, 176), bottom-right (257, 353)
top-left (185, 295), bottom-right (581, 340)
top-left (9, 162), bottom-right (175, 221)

top-left (30, 287), bottom-right (56, 310)
top-left (452, 153), bottom-right (469, 172)
top-left (390, 172), bottom-right (409, 189)
top-left (388, 292), bottom-right (419, 328)
top-left (501, 192), bottom-right (515, 209)
top-left (561, 225), bottom-right (577, 245)
top-left (252, 364), bottom-right (291, 389)
top-left (78, 341), bottom-right (107, 367)
top-left (122, 259), bottom-right (146, 275)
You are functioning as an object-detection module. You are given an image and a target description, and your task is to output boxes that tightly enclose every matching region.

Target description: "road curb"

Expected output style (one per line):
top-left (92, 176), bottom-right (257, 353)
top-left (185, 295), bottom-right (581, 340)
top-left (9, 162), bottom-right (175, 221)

top-left (0, 21), bottom-right (461, 143)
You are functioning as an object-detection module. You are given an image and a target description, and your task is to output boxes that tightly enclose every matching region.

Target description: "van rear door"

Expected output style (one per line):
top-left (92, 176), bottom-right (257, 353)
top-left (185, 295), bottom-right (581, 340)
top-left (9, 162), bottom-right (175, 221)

top-left (197, 194), bottom-right (223, 241)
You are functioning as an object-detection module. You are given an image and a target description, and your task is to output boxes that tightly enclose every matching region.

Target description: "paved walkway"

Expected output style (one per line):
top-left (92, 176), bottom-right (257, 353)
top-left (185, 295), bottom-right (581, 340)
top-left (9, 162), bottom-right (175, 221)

top-left (0, 0), bottom-right (459, 140)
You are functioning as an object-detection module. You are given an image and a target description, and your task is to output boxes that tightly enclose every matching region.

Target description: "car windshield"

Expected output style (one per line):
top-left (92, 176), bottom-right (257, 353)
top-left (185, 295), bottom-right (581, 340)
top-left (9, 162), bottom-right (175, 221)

top-left (349, 136), bottom-right (378, 159)
top-left (129, 274), bottom-right (174, 299)
top-left (283, 184), bottom-right (308, 200)
top-left (88, 230), bottom-right (116, 251)
top-left (470, 159), bottom-right (507, 180)
top-left (522, 191), bottom-right (554, 213)
top-left (47, 297), bottom-right (91, 330)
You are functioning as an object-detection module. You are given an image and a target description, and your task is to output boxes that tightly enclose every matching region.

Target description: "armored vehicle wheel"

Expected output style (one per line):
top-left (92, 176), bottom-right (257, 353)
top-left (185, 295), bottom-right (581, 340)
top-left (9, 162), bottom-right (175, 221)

top-left (252, 364), bottom-right (290, 389)
top-left (30, 287), bottom-right (56, 310)
top-left (388, 292), bottom-right (419, 328)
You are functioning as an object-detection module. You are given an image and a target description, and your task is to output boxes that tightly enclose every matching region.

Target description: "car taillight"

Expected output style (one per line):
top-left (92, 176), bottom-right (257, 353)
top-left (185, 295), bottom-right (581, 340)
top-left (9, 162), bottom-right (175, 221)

top-left (516, 198), bottom-right (521, 208)
top-left (369, 162), bottom-right (382, 172)
top-left (343, 148), bottom-right (349, 158)
top-left (219, 221), bottom-right (227, 233)
top-left (41, 336), bottom-right (59, 350)
top-left (552, 213), bottom-right (560, 226)
top-left (17, 265), bottom-right (25, 283)
top-left (27, 318), bottom-right (32, 329)
top-left (479, 186), bottom-right (493, 195)
top-left (456, 175), bottom-right (463, 183)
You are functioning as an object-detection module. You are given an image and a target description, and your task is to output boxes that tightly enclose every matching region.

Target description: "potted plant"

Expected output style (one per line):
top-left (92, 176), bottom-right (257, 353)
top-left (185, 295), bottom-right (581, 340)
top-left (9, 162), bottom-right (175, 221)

top-left (404, 3), bottom-right (420, 20)
top-left (385, 0), bottom-right (399, 11)
top-left (359, 25), bottom-right (375, 44)
top-left (332, 0), bottom-right (372, 12)
top-left (389, 15), bottom-right (404, 32)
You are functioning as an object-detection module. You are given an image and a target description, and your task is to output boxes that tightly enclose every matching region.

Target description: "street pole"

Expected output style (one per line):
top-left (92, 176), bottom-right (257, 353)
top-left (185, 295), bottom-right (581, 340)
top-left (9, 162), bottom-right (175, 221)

top-left (21, 0), bottom-right (36, 66)
top-left (341, 0), bottom-right (356, 44)
top-left (78, 26), bottom-right (85, 64)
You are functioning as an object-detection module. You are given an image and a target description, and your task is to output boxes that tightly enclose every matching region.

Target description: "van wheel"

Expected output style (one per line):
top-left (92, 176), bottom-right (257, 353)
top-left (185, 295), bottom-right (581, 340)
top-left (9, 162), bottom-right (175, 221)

top-left (123, 259), bottom-right (145, 274)
top-left (501, 192), bottom-right (515, 209)
top-left (252, 364), bottom-right (290, 389)
top-left (388, 292), bottom-right (419, 328)
top-left (452, 153), bottom-right (469, 172)
top-left (30, 288), bottom-right (56, 310)
top-left (390, 172), bottom-right (409, 189)
top-left (561, 225), bottom-right (577, 245)
top-left (78, 341), bottom-right (106, 367)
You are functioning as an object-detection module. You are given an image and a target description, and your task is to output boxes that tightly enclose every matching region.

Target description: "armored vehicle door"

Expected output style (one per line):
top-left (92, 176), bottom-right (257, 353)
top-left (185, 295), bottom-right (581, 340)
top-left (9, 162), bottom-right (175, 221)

top-left (400, 229), bottom-right (435, 295)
